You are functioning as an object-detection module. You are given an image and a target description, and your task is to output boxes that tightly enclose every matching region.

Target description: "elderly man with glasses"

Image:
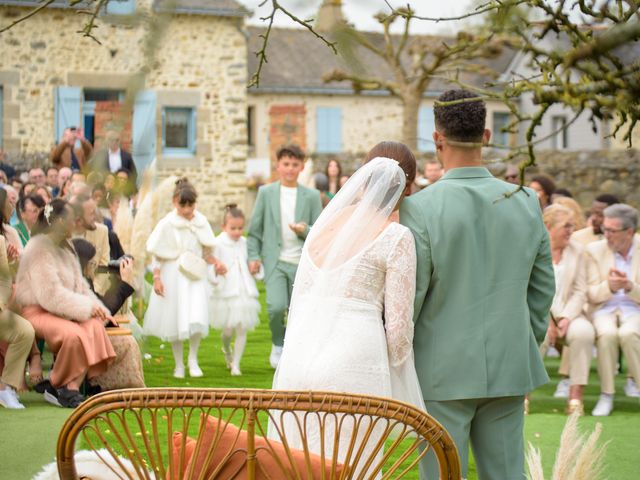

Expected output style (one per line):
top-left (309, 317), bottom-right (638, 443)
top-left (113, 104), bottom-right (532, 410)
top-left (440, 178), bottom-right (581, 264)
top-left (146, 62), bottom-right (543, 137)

top-left (585, 203), bottom-right (640, 415)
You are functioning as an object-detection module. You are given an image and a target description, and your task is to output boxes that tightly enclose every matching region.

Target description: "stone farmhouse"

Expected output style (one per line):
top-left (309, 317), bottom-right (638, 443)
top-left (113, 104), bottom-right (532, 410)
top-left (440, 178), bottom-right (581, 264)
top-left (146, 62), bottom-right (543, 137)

top-left (0, 0), bottom-right (249, 220)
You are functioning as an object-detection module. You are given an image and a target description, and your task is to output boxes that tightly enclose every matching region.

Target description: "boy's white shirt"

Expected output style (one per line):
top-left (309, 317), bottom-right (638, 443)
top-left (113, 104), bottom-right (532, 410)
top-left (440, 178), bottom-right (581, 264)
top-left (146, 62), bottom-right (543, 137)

top-left (209, 232), bottom-right (262, 297)
top-left (279, 185), bottom-right (303, 264)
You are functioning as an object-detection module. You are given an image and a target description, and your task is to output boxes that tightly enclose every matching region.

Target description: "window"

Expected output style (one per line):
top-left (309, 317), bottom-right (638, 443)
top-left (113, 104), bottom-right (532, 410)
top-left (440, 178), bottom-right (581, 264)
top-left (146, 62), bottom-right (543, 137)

top-left (492, 112), bottom-right (511, 147)
top-left (551, 115), bottom-right (568, 149)
top-left (106, 0), bottom-right (136, 15)
top-left (417, 107), bottom-right (435, 152)
top-left (316, 107), bottom-right (342, 153)
top-left (162, 107), bottom-right (196, 156)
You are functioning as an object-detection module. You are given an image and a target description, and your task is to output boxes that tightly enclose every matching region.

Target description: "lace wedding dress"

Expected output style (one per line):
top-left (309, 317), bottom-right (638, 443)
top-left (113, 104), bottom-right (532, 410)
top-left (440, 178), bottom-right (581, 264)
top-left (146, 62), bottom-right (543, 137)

top-left (270, 158), bottom-right (425, 476)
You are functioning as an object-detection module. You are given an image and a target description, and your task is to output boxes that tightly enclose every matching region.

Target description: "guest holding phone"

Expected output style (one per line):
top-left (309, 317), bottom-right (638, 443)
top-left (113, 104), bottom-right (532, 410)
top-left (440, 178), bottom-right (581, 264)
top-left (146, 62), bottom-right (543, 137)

top-left (49, 126), bottom-right (93, 171)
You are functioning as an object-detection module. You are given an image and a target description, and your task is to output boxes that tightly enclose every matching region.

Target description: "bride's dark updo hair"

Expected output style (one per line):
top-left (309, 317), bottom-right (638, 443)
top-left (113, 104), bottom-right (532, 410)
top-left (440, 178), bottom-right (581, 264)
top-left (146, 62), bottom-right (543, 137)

top-left (364, 141), bottom-right (417, 185)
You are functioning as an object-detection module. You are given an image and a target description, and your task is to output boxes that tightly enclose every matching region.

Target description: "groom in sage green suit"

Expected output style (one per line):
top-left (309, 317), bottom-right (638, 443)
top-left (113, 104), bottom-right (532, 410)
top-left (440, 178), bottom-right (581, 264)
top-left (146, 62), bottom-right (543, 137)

top-left (400, 90), bottom-right (555, 480)
top-left (247, 145), bottom-right (322, 368)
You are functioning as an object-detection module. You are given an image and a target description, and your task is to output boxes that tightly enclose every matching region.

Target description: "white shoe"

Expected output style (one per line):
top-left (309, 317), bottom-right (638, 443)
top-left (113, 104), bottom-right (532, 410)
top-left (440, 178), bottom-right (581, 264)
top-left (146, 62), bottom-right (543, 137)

top-left (230, 364), bottom-right (242, 376)
top-left (173, 365), bottom-right (185, 379)
top-left (546, 345), bottom-right (560, 358)
top-left (221, 347), bottom-right (233, 369)
top-left (188, 361), bottom-right (203, 378)
top-left (592, 394), bottom-right (614, 416)
top-left (553, 378), bottom-right (570, 398)
top-left (624, 378), bottom-right (640, 398)
top-left (269, 345), bottom-right (283, 369)
top-left (0, 387), bottom-right (25, 409)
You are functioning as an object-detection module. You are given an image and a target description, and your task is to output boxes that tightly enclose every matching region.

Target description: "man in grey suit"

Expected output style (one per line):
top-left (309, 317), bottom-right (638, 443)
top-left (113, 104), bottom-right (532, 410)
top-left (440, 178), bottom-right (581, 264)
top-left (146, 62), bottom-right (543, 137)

top-left (400, 90), bottom-right (555, 479)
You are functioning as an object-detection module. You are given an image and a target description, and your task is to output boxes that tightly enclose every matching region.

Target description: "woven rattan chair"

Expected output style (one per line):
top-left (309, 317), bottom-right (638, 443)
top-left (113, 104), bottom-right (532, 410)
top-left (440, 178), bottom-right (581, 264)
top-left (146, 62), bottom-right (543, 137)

top-left (57, 388), bottom-right (460, 479)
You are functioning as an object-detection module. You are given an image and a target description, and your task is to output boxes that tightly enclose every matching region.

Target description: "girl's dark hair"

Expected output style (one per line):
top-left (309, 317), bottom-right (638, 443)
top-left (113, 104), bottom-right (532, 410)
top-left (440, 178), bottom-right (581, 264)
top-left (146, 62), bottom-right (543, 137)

top-left (173, 178), bottom-right (197, 205)
top-left (531, 174), bottom-right (556, 199)
top-left (223, 203), bottom-right (244, 225)
top-left (32, 198), bottom-right (72, 236)
top-left (325, 158), bottom-right (342, 179)
top-left (364, 141), bottom-right (417, 185)
top-left (71, 238), bottom-right (96, 273)
top-left (18, 193), bottom-right (46, 213)
top-left (0, 188), bottom-right (7, 236)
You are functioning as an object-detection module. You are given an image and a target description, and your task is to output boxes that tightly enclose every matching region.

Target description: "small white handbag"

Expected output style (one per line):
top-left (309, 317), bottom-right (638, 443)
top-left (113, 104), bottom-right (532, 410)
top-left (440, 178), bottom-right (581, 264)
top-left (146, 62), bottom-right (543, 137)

top-left (174, 228), bottom-right (207, 281)
top-left (178, 250), bottom-right (207, 281)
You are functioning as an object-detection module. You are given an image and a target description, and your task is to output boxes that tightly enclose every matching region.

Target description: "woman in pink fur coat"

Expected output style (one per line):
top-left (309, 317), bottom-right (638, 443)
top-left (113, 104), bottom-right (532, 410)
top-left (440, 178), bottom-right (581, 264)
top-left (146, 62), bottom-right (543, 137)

top-left (15, 199), bottom-right (115, 408)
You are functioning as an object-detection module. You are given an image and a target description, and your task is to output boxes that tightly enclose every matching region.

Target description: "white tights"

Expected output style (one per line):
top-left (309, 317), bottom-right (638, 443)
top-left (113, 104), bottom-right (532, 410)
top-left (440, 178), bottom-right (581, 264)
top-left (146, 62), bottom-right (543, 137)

top-left (221, 327), bottom-right (247, 367)
top-left (171, 334), bottom-right (202, 368)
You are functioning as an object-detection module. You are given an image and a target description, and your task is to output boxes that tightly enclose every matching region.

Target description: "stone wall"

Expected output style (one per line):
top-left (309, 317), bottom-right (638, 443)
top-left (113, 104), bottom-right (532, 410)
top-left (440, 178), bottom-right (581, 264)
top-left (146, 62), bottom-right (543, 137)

top-left (248, 93), bottom-right (511, 163)
top-left (310, 148), bottom-right (640, 212)
top-left (0, 0), bottom-right (247, 223)
top-left (486, 149), bottom-right (640, 210)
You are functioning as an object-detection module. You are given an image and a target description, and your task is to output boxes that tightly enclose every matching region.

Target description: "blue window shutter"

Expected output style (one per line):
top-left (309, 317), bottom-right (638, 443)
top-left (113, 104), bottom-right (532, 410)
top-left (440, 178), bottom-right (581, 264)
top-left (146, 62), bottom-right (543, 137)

top-left (316, 107), bottom-right (342, 153)
top-left (54, 86), bottom-right (82, 142)
top-left (418, 107), bottom-right (435, 152)
top-left (106, 0), bottom-right (136, 15)
top-left (132, 90), bottom-right (157, 176)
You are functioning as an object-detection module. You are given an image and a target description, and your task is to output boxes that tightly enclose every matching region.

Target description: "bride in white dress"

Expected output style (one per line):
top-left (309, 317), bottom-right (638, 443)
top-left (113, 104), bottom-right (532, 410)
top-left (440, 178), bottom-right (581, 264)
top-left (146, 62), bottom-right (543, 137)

top-left (271, 145), bottom-right (425, 475)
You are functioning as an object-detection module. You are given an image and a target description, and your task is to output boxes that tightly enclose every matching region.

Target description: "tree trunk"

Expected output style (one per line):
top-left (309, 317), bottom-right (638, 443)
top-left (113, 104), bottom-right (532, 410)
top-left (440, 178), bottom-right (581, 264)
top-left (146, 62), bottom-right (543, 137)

top-left (401, 91), bottom-right (421, 152)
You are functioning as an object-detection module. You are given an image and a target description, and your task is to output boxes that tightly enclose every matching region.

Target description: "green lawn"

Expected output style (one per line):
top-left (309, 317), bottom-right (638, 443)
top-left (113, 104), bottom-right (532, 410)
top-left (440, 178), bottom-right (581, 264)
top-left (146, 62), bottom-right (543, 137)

top-left (1, 283), bottom-right (639, 479)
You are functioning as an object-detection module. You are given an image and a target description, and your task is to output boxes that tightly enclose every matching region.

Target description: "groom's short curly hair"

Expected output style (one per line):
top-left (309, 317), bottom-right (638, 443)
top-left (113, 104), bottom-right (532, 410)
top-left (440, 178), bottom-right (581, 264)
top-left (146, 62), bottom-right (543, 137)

top-left (434, 89), bottom-right (486, 143)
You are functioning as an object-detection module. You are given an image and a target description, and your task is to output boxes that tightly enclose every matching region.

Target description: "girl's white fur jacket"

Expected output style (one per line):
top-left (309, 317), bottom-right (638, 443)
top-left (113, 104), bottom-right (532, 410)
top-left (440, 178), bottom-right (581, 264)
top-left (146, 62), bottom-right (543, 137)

top-left (15, 234), bottom-right (108, 321)
top-left (210, 232), bottom-right (262, 298)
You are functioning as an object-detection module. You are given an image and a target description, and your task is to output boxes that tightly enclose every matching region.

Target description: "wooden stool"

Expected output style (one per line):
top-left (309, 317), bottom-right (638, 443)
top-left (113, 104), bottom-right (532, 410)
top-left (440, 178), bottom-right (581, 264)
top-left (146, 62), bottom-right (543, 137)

top-left (106, 327), bottom-right (132, 336)
top-left (113, 314), bottom-right (130, 324)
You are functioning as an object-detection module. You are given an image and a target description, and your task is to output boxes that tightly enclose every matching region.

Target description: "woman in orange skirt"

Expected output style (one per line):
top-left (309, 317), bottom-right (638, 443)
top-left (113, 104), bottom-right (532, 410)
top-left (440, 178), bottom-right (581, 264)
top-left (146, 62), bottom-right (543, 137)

top-left (15, 199), bottom-right (115, 408)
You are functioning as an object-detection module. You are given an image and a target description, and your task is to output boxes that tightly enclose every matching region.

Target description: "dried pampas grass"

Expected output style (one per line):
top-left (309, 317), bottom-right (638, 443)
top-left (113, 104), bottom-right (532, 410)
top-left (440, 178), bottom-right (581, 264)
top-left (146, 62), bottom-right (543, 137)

top-left (527, 412), bottom-right (607, 480)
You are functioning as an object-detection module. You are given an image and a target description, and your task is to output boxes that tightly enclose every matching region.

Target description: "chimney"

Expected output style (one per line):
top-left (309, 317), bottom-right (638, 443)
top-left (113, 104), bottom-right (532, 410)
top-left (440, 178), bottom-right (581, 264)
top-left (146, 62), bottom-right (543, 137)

top-left (315, 0), bottom-right (345, 32)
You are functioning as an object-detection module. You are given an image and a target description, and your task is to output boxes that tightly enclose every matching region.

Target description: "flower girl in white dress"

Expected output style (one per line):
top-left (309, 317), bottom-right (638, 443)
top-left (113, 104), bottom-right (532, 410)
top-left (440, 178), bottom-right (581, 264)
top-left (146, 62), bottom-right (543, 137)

top-left (143, 178), bottom-right (218, 379)
top-left (209, 205), bottom-right (261, 376)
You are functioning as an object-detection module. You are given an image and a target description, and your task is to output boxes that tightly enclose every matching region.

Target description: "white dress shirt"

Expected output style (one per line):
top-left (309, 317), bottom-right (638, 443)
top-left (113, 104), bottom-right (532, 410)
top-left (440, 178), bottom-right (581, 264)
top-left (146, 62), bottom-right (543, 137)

top-left (596, 239), bottom-right (640, 318)
top-left (108, 148), bottom-right (122, 173)
top-left (279, 186), bottom-right (302, 265)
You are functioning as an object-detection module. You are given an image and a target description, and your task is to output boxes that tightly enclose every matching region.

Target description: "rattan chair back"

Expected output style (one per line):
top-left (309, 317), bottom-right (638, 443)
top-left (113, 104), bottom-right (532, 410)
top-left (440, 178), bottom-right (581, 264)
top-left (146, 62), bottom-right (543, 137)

top-left (57, 388), bottom-right (460, 479)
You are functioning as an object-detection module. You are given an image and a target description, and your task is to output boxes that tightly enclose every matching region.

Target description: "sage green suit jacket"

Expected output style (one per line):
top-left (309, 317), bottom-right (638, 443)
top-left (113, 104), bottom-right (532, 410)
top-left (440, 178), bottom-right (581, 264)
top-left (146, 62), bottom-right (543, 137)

top-left (247, 181), bottom-right (323, 281)
top-left (400, 167), bottom-right (554, 401)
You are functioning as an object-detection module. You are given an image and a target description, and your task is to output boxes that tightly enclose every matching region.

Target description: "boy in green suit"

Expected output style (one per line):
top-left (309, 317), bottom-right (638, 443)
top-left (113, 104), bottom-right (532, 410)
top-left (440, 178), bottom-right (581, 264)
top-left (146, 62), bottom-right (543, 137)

top-left (400, 90), bottom-right (555, 479)
top-left (247, 145), bottom-right (323, 368)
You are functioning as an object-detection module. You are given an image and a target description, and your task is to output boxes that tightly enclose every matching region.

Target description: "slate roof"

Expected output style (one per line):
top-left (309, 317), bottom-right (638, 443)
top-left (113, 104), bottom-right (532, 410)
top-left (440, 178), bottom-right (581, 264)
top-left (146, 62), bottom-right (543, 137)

top-left (0, 0), bottom-right (249, 17)
top-left (247, 26), bottom-right (518, 96)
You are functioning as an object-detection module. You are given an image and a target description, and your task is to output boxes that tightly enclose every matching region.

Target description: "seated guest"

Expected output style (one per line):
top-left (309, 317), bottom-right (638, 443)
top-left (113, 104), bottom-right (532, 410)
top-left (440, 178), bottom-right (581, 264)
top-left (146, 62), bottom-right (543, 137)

top-left (29, 168), bottom-right (46, 188)
top-left (15, 199), bottom-right (116, 408)
top-left (35, 186), bottom-right (52, 205)
top-left (553, 196), bottom-right (586, 231)
top-left (0, 235), bottom-right (35, 409)
top-left (53, 167), bottom-right (72, 198)
top-left (585, 203), bottom-right (640, 416)
top-left (529, 174), bottom-right (556, 210)
top-left (15, 194), bottom-right (45, 246)
top-left (45, 167), bottom-right (58, 193)
top-left (0, 188), bottom-right (23, 258)
top-left (71, 194), bottom-right (111, 295)
top-left (572, 194), bottom-right (619, 246)
top-left (542, 205), bottom-right (595, 415)
top-left (72, 239), bottom-right (144, 390)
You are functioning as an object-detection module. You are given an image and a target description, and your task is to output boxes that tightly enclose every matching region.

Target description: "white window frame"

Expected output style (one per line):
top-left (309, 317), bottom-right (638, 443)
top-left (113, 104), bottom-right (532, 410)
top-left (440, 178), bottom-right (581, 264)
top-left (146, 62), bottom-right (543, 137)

top-left (162, 106), bottom-right (196, 157)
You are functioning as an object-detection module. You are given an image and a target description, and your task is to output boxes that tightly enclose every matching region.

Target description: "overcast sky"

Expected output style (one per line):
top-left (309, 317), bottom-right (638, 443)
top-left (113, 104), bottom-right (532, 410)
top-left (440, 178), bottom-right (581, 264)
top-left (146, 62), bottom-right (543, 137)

top-left (238, 0), bottom-right (478, 34)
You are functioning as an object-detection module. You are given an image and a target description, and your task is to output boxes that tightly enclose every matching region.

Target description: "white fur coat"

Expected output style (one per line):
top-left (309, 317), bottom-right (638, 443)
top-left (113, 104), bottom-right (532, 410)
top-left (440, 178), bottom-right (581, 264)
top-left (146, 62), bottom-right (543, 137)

top-left (33, 449), bottom-right (142, 480)
top-left (15, 234), bottom-right (108, 321)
